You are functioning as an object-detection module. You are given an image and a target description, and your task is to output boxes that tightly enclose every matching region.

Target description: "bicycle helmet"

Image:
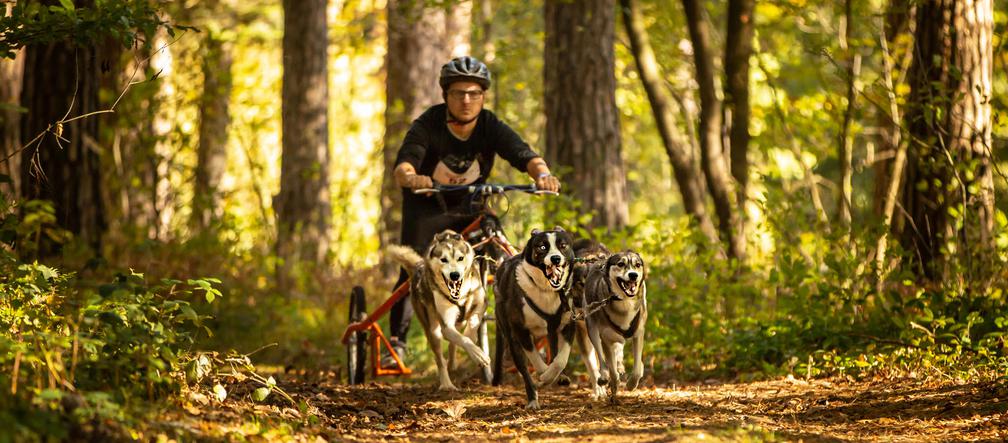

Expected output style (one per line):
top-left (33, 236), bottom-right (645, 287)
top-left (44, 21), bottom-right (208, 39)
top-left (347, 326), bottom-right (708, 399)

top-left (439, 56), bottom-right (492, 90)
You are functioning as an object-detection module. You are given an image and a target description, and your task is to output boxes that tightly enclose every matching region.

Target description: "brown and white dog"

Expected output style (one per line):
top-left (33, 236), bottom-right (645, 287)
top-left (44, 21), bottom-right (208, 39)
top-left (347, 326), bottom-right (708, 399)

top-left (387, 230), bottom-right (490, 391)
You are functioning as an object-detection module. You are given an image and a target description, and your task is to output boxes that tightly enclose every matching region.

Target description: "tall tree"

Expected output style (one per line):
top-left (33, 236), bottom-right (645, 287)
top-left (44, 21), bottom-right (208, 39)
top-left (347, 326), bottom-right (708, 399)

top-left (19, 29), bottom-right (107, 252)
top-left (0, 1), bottom-right (23, 197)
top-left (872, 0), bottom-right (914, 216)
top-left (619, 0), bottom-right (720, 247)
top-left (835, 0), bottom-right (861, 228)
top-left (898, 0), bottom-right (994, 278)
top-left (544, 0), bottom-right (629, 229)
top-left (193, 32), bottom-right (233, 230)
top-left (0, 57), bottom-right (22, 198)
top-left (723, 0), bottom-right (754, 216)
top-left (682, 0), bottom-right (744, 260)
top-left (380, 0), bottom-right (471, 252)
top-left (276, 0), bottom-right (331, 280)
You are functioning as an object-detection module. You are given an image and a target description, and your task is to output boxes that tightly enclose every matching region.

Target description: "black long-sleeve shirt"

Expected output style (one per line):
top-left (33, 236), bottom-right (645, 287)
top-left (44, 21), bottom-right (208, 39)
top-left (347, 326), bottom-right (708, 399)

top-left (394, 104), bottom-right (540, 219)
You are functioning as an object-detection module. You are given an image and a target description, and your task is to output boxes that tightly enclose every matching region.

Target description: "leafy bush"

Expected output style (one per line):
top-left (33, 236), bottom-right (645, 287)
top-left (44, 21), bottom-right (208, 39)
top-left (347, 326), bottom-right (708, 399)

top-left (0, 198), bottom-right (222, 440)
top-left (595, 189), bottom-right (1008, 381)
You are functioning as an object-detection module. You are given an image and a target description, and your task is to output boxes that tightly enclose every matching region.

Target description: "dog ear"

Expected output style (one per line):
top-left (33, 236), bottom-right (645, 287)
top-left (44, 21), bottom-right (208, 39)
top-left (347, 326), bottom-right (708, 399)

top-left (553, 226), bottom-right (565, 233)
top-left (531, 228), bottom-right (542, 237)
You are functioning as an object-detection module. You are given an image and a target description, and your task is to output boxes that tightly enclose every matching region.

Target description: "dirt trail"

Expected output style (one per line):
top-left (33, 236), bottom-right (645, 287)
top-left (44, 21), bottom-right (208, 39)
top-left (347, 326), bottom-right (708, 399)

top-left (162, 373), bottom-right (1008, 441)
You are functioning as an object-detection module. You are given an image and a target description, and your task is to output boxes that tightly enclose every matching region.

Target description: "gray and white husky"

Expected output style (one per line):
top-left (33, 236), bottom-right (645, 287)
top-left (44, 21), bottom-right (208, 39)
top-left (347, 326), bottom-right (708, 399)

top-left (580, 250), bottom-right (648, 402)
top-left (387, 230), bottom-right (491, 391)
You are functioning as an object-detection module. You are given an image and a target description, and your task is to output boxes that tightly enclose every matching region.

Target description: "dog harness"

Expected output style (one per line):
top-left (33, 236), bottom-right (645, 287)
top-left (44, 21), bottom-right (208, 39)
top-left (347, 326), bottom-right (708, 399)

top-left (602, 304), bottom-right (642, 339)
top-left (598, 272), bottom-right (643, 339)
top-left (521, 291), bottom-right (568, 337)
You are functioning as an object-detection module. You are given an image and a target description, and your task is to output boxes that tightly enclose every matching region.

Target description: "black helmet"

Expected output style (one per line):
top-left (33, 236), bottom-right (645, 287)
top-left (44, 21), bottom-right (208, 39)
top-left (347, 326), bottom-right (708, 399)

top-left (439, 56), bottom-right (492, 90)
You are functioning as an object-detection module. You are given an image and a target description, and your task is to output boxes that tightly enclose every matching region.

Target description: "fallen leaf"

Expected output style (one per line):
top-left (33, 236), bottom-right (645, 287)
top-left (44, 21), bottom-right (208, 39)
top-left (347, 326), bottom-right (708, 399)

top-left (213, 384), bottom-right (227, 402)
top-left (442, 403), bottom-right (467, 419)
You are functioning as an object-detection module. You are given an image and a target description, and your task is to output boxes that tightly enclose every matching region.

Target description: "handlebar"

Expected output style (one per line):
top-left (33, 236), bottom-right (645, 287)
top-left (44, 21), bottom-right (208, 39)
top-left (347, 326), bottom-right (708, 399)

top-left (413, 183), bottom-right (558, 196)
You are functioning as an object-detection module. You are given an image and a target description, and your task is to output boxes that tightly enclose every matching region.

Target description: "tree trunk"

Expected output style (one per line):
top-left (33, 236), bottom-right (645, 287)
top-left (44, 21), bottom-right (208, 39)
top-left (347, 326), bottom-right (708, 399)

top-left (20, 33), bottom-right (107, 253)
top-left (277, 0), bottom-right (331, 281)
top-left (544, 0), bottom-right (629, 230)
top-left (381, 0), bottom-right (472, 254)
top-left (872, 0), bottom-right (914, 217)
top-left (475, 0), bottom-right (495, 64)
top-left (723, 0), bottom-right (753, 216)
top-left (619, 0), bottom-right (719, 248)
top-left (0, 54), bottom-right (22, 199)
top-left (682, 0), bottom-right (744, 260)
top-left (0, 2), bottom-right (23, 198)
top-left (900, 0), bottom-right (994, 278)
top-left (193, 34), bottom-right (233, 230)
top-left (836, 0), bottom-right (861, 228)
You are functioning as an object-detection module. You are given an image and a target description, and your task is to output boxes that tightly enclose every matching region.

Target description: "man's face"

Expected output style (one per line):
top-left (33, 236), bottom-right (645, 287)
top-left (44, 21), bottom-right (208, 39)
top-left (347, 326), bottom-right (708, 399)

top-left (445, 81), bottom-right (485, 124)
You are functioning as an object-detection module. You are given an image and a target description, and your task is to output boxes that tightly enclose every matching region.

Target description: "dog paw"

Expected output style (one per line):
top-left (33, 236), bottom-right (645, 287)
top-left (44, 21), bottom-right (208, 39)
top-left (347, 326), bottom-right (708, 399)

top-left (525, 399), bottom-right (540, 410)
top-left (438, 381), bottom-right (459, 391)
top-left (591, 385), bottom-right (607, 400)
top-left (470, 349), bottom-right (491, 368)
top-left (536, 368), bottom-right (560, 387)
top-left (626, 375), bottom-right (641, 391)
top-left (597, 376), bottom-right (609, 386)
top-left (557, 374), bottom-right (571, 386)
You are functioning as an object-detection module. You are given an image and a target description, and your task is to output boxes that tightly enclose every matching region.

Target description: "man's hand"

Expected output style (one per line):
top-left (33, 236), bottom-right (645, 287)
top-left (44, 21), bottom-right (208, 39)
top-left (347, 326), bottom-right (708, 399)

top-left (535, 173), bottom-right (561, 193)
top-left (402, 173), bottom-right (434, 190)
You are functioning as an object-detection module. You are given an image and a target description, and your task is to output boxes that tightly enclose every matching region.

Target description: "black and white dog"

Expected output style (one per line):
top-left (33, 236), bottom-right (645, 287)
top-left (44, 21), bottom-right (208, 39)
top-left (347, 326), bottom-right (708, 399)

top-left (580, 250), bottom-right (648, 402)
top-left (491, 227), bottom-right (575, 409)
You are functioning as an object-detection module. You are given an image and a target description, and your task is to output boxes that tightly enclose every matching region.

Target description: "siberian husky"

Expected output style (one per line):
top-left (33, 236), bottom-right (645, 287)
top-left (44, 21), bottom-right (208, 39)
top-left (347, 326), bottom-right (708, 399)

top-left (580, 250), bottom-right (648, 402)
top-left (387, 230), bottom-right (490, 391)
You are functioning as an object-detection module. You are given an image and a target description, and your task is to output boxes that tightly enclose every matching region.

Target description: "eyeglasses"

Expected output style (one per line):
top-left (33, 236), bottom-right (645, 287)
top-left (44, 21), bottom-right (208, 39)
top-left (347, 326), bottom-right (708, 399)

top-left (448, 89), bottom-right (484, 101)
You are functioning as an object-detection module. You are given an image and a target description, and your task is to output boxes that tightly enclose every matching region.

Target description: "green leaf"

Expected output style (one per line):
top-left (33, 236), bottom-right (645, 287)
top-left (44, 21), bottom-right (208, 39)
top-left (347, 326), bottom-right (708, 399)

top-left (252, 387), bottom-right (270, 402)
top-left (58, 0), bottom-right (74, 11)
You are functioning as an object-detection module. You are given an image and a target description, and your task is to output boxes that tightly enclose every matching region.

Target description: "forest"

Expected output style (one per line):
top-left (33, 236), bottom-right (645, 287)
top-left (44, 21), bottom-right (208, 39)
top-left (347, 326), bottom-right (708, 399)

top-left (1, 0), bottom-right (1006, 440)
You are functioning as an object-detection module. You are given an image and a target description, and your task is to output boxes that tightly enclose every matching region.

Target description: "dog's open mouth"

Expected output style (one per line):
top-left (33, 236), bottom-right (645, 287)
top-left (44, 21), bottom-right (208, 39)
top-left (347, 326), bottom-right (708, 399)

top-left (444, 275), bottom-right (463, 297)
top-left (616, 277), bottom-right (639, 296)
top-left (545, 264), bottom-right (566, 289)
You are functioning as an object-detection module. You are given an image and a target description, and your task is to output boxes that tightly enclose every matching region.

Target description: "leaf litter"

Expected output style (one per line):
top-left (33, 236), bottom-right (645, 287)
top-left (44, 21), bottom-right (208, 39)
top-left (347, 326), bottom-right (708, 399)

top-left (153, 372), bottom-right (1008, 441)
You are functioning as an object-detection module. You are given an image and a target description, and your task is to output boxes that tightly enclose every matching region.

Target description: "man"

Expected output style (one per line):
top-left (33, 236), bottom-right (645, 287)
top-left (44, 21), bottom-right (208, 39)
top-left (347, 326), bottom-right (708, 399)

top-left (384, 56), bottom-right (561, 366)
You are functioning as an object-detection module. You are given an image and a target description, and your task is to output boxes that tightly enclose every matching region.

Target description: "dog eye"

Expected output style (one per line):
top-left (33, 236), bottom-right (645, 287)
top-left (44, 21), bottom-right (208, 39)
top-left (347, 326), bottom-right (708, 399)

top-left (539, 245), bottom-right (547, 250)
top-left (457, 256), bottom-right (463, 262)
top-left (441, 258), bottom-right (448, 263)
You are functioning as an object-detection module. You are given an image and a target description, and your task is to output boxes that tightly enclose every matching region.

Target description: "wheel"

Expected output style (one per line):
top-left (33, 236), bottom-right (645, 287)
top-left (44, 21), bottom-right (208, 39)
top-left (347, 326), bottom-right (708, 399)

top-left (346, 286), bottom-right (368, 385)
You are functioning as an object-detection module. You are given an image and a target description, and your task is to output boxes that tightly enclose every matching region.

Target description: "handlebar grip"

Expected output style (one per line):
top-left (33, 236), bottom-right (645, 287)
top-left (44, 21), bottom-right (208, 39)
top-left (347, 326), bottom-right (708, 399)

top-left (413, 188), bottom-right (439, 194)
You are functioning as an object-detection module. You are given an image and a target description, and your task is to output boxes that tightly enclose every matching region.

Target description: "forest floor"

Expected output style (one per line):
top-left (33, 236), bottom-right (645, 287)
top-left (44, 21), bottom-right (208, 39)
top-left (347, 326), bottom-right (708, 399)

top-left (154, 370), bottom-right (1008, 442)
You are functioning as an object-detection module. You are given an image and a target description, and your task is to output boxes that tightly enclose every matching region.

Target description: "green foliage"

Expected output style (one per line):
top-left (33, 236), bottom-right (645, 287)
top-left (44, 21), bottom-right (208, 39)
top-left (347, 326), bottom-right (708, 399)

top-left (0, 195), bottom-right (223, 439)
top-left (0, 0), bottom-right (193, 59)
top-left (611, 188), bottom-right (1008, 380)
